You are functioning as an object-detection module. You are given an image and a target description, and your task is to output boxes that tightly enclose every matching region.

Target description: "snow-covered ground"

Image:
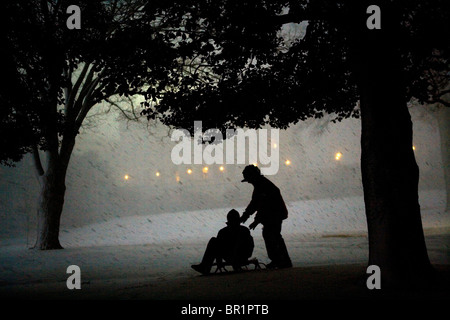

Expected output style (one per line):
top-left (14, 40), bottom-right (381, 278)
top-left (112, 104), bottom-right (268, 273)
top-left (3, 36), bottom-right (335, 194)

top-left (0, 190), bottom-right (448, 293)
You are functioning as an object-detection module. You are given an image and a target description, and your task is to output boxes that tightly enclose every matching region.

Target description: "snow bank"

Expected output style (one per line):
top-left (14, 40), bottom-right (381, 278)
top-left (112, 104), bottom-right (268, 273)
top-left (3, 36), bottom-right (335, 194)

top-left (52, 190), bottom-right (447, 248)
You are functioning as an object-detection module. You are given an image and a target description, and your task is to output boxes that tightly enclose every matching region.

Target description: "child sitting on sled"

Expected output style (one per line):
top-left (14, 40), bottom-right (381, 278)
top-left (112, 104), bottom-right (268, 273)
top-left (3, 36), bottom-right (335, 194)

top-left (191, 209), bottom-right (254, 275)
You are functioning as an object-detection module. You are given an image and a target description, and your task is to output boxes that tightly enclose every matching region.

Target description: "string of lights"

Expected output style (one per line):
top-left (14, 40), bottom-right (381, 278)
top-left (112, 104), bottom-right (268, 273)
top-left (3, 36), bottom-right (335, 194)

top-left (122, 145), bottom-right (416, 181)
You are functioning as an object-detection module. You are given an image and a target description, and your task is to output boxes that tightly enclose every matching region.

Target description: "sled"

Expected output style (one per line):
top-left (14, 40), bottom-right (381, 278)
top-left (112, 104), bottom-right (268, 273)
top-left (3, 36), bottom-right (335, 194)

top-left (212, 257), bottom-right (266, 274)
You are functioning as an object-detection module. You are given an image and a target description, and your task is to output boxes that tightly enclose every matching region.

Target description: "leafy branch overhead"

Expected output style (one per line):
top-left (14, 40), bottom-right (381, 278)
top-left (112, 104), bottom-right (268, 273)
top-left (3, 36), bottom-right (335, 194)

top-left (1, 0), bottom-right (192, 165)
top-left (138, 0), bottom-right (449, 133)
top-left (2, 1), bottom-right (448, 166)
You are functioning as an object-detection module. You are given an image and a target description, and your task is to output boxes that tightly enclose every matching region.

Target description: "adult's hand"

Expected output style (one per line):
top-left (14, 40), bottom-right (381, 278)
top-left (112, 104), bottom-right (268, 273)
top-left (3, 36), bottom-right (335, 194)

top-left (240, 213), bottom-right (249, 223)
top-left (249, 221), bottom-right (259, 230)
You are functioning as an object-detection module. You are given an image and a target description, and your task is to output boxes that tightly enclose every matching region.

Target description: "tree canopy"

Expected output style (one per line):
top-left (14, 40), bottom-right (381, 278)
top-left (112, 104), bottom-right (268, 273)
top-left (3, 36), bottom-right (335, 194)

top-left (2, 1), bottom-right (447, 165)
top-left (139, 0), bottom-right (449, 132)
top-left (0, 0), bottom-right (188, 166)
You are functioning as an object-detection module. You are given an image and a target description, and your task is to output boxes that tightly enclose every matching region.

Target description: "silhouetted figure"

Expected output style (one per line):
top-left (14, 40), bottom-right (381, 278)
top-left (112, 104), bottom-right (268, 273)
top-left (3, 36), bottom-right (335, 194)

top-left (191, 209), bottom-right (254, 275)
top-left (240, 165), bottom-right (292, 269)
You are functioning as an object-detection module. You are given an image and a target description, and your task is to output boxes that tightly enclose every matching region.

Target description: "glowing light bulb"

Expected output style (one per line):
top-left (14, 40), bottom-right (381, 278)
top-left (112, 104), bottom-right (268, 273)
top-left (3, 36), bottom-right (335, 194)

top-left (124, 174), bottom-right (129, 180)
top-left (187, 169), bottom-right (192, 174)
top-left (155, 172), bottom-right (160, 177)
top-left (285, 159), bottom-right (291, 166)
top-left (273, 143), bottom-right (277, 149)
top-left (412, 146), bottom-right (416, 151)
top-left (202, 167), bottom-right (209, 173)
top-left (335, 152), bottom-right (342, 161)
top-left (252, 163), bottom-right (258, 167)
top-left (219, 166), bottom-right (225, 172)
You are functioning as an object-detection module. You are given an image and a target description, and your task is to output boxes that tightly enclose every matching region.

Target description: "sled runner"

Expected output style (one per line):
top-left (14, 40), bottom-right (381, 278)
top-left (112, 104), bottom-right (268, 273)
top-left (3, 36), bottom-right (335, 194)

top-left (212, 257), bottom-right (265, 273)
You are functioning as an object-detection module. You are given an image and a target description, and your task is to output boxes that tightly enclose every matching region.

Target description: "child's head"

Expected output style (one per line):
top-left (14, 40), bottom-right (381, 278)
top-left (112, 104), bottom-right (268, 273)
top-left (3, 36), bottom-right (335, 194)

top-left (226, 209), bottom-right (240, 226)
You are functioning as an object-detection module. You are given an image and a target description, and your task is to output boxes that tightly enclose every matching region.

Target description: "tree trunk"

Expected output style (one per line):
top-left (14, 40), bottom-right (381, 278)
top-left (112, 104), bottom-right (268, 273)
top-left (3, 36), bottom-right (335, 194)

top-left (34, 160), bottom-right (67, 250)
top-left (352, 1), bottom-right (435, 287)
top-left (436, 106), bottom-right (450, 212)
top-left (32, 131), bottom-right (76, 250)
top-left (359, 81), bottom-right (435, 287)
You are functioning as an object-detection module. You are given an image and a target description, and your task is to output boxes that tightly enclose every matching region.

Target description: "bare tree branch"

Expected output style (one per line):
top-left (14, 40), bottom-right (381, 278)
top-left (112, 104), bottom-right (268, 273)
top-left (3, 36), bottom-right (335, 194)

top-left (75, 76), bottom-right (102, 129)
top-left (104, 96), bottom-right (141, 121)
top-left (67, 62), bottom-right (91, 117)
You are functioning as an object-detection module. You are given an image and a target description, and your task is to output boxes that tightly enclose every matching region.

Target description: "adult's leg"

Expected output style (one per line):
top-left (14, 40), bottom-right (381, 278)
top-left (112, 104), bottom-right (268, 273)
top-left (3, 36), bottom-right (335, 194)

top-left (262, 221), bottom-right (292, 268)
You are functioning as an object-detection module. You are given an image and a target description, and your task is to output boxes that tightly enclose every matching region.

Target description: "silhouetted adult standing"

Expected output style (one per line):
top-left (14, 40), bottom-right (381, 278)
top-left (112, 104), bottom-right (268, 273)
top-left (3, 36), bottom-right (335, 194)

top-left (240, 165), bottom-right (292, 269)
top-left (191, 209), bottom-right (254, 275)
